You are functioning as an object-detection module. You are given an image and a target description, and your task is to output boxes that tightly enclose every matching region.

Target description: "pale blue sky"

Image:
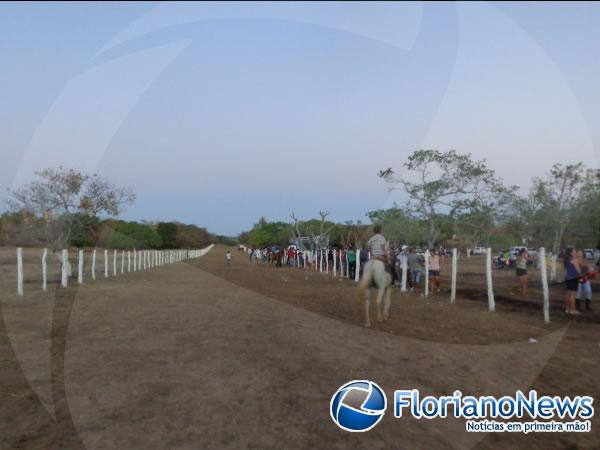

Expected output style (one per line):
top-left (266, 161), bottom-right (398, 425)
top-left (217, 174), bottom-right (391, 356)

top-left (1, 2), bottom-right (599, 235)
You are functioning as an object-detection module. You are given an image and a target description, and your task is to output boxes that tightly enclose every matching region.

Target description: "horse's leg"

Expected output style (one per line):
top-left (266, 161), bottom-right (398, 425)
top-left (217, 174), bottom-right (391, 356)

top-left (383, 282), bottom-right (392, 321)
top-left (375, 286), bottom-right (385, 322)
top-left (364, 288), bottom-right (371, 327)
top-left (359, 262), bottom-right (373, 327)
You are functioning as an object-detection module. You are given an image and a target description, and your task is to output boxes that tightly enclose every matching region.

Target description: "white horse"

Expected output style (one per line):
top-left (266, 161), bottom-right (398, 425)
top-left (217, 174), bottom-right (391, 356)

top-left (358, 259), bottom-right (393, 327)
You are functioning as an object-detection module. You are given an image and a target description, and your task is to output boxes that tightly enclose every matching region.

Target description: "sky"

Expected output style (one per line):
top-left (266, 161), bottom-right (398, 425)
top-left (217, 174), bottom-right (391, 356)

top-left (1, 1), bottom-right (599, 236)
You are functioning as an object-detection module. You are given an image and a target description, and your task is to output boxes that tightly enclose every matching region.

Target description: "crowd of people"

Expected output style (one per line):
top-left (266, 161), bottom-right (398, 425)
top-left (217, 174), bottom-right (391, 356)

top-left (236, 229), bottom-right (598, 316)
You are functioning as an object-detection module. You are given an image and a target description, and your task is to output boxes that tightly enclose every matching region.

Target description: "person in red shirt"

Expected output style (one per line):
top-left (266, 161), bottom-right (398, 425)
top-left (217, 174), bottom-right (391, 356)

top-left (287, 247), bottom-right (296, 267)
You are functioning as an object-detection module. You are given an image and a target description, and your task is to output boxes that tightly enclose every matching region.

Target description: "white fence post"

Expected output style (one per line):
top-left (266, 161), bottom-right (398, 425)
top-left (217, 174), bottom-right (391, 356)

top-left (333, 250), bottom-right (337, 277)
top-left (42, 248), bottom-right (48, 292)
top-left (133, 249), bottom-right (137, 272)
top-left (355, 249), bottom-right (361, 282)
top-left (17, 247), bottom-right (23, 296)
top-left (78, 249), bottom-right (84, 284)
top-left (401, 253), bottom-right (407, 292)
top-left (61, 249), bottom-right (69, 287)
top-left (486, 247), bottom-right (495, 312)
top-left (92, 249), bottom-right (96, 280)
top-left (113, 250), bottom-right (117, 276)
top-left (424, 250), bottom-right (430, 297)
top-left (104, 249), bottom-right (108, 278)
top-left (451, 248), bottom-right (457, 304)
top-left (121, 250), bottom-right (125, 274)
top-left (127, 251), bottom-right (131, 272)
top-left (539, 247), bottom-right (550, 324)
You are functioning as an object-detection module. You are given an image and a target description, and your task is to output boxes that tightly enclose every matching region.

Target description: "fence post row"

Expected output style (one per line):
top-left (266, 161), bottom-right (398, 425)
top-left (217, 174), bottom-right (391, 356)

top-left (14, 246), bottom-right (212, 295)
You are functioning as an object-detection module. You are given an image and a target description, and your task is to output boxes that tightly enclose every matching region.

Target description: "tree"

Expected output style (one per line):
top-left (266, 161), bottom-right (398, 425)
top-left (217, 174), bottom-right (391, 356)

top-left (379, 150), bottom-right (498, 248)
top-left (366, 206), bottom-right (427, 246)
top-left (532, 163), bottom-right (599, 254)
top-left (245, 219), bottom-right (290, 248)
top-left (8, 167), bottom-right (135, 250)
top-left (157, 222), bottom-right (178, 248)
top-left (289, 211), bottom-right (336, 250)
top-left (174, 223), bottom-right (213, 248)
top-left (452, 184), bottom-right (518, 247)
top-left (105, 221), bottom-right (162, 249)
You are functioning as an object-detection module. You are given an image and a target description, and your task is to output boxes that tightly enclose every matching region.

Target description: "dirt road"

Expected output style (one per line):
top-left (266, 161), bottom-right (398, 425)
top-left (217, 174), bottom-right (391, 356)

top-left (1, 245), bottom-right (598, 449)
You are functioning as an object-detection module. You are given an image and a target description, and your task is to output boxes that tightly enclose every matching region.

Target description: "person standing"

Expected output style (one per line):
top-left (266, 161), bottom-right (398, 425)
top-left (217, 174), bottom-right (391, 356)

top-left (407, 247), bottom-right (423, 295)
top-left (576, 249), bottom-right (596, 311)
top-left (225, 250), bottom-right (232, 265)
top-left (512, 249), bottom-right (530, 297)
top-left (564, 248), bottom-right (582, 315)
top-left (347, 247), bottom-right (356, 279)
top-left (428, 249), bottom-right (444, 294)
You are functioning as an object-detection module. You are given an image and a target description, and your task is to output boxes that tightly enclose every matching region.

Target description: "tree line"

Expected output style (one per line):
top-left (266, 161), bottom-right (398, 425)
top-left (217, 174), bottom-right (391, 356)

top-left (241, 150), bottom-right (600, 253)
top-left (1, 167), bottom-right (234, 250)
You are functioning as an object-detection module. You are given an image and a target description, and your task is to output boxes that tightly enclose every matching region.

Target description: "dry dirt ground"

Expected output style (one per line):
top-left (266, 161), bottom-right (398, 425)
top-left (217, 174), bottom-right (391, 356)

top-left (1, 245), bottom-right (599, 449)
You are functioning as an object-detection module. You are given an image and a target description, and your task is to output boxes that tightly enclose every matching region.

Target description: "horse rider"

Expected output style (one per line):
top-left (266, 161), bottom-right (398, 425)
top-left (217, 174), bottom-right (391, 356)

top-left (367, 225), bottom-right (397, 282)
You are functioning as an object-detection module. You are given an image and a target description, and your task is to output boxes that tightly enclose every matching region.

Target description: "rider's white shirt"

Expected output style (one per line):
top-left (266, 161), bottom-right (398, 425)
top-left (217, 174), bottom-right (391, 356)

top-left (367, 234), bottom-right (388, 257)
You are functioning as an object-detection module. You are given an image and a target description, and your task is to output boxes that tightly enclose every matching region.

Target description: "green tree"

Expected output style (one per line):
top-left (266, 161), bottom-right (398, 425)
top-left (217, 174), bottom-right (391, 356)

top-left (174, 223), bottom-right (212, 248)
top-left (379, 150), bottom-right (499, 248)
top-left (105, 222), bottom-right (162, 249)
top-left (157, 222), bottom-right (178, 248)
top-left (246, 219), bottom-right (290, 247)
top-left (532, 163), bottom-right (599, 254)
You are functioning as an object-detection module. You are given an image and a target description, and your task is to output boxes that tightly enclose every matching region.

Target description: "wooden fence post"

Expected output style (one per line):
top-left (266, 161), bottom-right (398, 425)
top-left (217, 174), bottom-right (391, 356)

top-left (424, 249), bottom-right (430, 297)
top-left (486, 247), bottom-right (495, 312)
top-left (17, 247), bottom-right (23, 296)
top-left (539, 247), bottom-right (550, 324)
top-left (62, 249), bottom-right (69, 287)
top-left (92, 249), bottom-right (96, 280)
top-left (42, 248), bottom-right (47, 292)
top-left (333, 250), bottom-right (337, 277)
top-left (78, 249), bottom-right (84, 284)
top-left (451, 248), bottom-right (457, 304)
